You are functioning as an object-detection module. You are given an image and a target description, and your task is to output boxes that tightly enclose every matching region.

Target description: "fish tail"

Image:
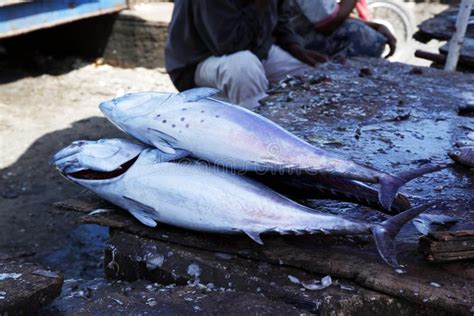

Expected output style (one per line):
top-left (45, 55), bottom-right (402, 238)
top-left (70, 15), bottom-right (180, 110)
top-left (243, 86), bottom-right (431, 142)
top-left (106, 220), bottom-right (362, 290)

top-left (370, 202), bottom-right (439, 268)
top-left (379, 164), bottom-right (447, 210)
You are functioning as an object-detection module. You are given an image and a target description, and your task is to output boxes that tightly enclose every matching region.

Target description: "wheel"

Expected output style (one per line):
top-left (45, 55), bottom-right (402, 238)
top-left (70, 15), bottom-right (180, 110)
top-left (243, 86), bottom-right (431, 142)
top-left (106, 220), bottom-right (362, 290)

top-left (367, 0), bottom-right (415, 61)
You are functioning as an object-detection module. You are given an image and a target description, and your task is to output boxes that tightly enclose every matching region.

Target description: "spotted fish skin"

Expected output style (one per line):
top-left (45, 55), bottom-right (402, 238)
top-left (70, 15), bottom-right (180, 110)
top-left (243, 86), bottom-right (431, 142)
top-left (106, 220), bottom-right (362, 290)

top-left (52, 139), bottom-right (438, 268)
top-left (99, 88), bottom-right (442, 211)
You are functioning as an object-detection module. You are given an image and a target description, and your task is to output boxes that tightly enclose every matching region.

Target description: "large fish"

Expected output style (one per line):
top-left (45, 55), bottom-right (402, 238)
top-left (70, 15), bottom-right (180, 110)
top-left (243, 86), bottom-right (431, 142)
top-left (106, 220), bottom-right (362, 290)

top-left (99, 88), bottom-right (442, 211)
top-left (54, 140), bottom-right (411, 213)
top-left (52, 139), bottom-right (438, 268)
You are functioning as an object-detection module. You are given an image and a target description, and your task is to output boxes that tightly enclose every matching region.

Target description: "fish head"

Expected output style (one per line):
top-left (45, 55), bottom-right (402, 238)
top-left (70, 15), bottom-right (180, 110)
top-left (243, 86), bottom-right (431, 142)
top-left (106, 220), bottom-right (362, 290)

top-left (448, 147), bottom-right (474, 167)
top-left (99, 92), bottom-right (173, 133)
top-left (51, 138), bottom-right (145, 175)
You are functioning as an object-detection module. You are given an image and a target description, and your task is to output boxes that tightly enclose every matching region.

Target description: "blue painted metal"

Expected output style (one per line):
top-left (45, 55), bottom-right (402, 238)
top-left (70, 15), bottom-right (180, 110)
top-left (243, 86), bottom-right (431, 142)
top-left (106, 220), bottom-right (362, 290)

top-left (0, 0), bottom-right (127, 39)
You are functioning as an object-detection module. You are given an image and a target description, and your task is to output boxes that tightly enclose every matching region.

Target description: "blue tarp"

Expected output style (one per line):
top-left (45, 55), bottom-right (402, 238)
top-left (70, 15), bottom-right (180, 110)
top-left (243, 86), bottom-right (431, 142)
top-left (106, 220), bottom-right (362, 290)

top-left (0, 0), bottom-right (127, 38)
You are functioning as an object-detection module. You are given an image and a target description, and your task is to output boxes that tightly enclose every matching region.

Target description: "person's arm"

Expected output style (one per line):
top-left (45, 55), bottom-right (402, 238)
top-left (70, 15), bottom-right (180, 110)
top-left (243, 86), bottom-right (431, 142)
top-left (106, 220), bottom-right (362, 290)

top-left (275, 0), bottom-right (329, 66)
top-left (191, 0), bottom-right (261, 56)
top-left (314, 0), bottom-right (358, 33)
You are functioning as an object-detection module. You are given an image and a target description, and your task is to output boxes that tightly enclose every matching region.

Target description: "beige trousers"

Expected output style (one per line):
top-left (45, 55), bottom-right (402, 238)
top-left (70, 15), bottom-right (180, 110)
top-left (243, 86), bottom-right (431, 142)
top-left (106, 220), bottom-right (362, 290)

top-left (194, 45), bottom-right (313, 108)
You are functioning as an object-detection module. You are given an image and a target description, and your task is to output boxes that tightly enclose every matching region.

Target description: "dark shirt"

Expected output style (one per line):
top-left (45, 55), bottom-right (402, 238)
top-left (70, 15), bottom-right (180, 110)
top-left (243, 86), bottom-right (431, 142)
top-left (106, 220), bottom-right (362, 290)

top-left (165, 0), bottom-right (301, 91)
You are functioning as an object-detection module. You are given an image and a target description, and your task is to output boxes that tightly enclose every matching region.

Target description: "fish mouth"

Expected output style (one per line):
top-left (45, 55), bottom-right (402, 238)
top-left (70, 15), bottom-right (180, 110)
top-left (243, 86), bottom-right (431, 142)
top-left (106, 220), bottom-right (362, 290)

top-left (447, 151), bottom-right (459, 160)
top-left (67, 155), bottom-right (139, 180)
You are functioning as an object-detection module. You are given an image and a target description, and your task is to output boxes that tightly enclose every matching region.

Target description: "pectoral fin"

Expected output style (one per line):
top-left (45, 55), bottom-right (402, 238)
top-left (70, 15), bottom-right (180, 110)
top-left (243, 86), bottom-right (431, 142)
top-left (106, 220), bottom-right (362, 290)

top-left (129, 209), bottom-right (158, 227)
top-left (123, 196), bottom-right (159, 227)
top-left (147, 128), bottom-right (177, 154)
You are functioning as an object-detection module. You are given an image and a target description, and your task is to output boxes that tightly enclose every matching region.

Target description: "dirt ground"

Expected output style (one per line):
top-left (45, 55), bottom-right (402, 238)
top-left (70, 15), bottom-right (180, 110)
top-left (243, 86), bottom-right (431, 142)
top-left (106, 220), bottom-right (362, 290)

top-left (0, 57), bottom-right (175, 278)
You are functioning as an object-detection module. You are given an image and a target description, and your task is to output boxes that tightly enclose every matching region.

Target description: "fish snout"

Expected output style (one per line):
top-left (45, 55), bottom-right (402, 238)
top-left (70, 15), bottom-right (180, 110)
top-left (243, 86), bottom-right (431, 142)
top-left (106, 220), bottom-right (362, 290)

top-left (99, 100), bottom-right (114, 116)
top-left (448, 150), bottom-right (461, 160)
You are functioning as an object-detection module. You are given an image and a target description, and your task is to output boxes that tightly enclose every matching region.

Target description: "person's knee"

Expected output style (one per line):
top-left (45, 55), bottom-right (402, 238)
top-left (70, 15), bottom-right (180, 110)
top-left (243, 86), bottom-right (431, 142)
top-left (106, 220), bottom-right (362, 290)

top-left (338, 20), bottom-right (386, 57)
top-left (219, 51), bottom-right (266, 86)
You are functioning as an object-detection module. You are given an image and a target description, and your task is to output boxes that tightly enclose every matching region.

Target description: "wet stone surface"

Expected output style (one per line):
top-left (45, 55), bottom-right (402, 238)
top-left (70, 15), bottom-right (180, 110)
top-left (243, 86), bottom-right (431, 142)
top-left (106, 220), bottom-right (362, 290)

top-left (52, 58), bottom-right (474, 314)
top-left (0, 260), bottom-right (63, 315)
top-left (40, 278), bottom-right (307, 315)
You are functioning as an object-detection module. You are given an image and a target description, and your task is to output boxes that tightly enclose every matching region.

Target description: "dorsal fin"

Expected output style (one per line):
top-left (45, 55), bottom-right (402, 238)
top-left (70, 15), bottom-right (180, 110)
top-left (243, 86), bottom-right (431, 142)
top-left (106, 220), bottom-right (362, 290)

top-left (178, 88), bottom-right (220, 102)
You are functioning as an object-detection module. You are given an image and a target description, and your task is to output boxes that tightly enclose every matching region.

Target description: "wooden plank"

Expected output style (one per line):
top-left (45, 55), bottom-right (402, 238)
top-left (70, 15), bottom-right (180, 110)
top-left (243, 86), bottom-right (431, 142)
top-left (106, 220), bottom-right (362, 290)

top-left (419, 230), bottom-right (474, 262)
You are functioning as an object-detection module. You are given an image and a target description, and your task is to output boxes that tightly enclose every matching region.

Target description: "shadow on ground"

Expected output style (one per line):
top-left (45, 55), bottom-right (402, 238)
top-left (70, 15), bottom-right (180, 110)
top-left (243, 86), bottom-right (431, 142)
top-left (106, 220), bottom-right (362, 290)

top-left (0, 116), bottom-right (130, 279)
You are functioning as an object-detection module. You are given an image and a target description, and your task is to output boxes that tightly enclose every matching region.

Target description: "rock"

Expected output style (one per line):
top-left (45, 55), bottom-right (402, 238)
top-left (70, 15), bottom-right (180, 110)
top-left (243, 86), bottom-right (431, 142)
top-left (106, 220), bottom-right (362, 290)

top-left (41, 279), bottom-right (307, 315)
top-left (0, 261), bottom-right (63, 315)
top-left (100, 230), bottom-right (453, 315)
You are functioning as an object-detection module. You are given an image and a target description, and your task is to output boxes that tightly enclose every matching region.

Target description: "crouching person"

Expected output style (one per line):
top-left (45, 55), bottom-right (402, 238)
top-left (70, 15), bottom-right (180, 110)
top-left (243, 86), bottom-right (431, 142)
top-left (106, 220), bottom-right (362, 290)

top-left (288, 0), bottom-right (397, 59)
top-left (165, 0), bottom-right (327, 108)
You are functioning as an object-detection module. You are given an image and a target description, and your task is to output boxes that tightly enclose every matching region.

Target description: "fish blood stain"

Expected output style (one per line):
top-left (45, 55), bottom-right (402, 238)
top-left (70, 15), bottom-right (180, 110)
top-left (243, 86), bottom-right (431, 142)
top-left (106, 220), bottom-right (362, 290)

top-left (182, 108), bottom-right (187, 111)
top-left (181, 117), bottom-right (185, 121)
top-left (156, 114), bottom-right (161, 118)
top-left (200, 119), bottom-right (204, 123)
top-left (215, 115), bottom-right (220, 118)
top-left (186, 124), bottom-right (190, 128)
top-left (201, 110), bottom-right (205, 113)
top-left (172, 124), bottom-right (176, 128)
top-left (162, 120), bottom-right (167, 123)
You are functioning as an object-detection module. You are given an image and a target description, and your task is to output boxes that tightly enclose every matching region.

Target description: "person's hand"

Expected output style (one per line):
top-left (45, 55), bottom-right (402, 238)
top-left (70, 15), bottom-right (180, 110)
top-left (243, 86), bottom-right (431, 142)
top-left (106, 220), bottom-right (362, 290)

top-left (286, 44), bottom-right (329, 67)
top-left (370, 22), bottom-right (397, 58)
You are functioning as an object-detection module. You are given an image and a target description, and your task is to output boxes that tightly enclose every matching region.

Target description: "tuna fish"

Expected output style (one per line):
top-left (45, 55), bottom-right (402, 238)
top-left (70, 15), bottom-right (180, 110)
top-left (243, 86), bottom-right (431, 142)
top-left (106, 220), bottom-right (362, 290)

top-left (449, 146), bottom-right (474, 167)
top-left (52, 139), bottom-right (438, 268)
top-left (99, 88), bottom-right (442, 211)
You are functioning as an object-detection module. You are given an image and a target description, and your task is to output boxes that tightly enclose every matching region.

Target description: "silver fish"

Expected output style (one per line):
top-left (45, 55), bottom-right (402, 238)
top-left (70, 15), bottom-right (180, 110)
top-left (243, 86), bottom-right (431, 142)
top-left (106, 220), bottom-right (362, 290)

top-left (52, 139), bottom-right (438, 268)
top-left (99, 88), bottom-right (442, 211)
top-left (448, 146), bottom-right (474, 167)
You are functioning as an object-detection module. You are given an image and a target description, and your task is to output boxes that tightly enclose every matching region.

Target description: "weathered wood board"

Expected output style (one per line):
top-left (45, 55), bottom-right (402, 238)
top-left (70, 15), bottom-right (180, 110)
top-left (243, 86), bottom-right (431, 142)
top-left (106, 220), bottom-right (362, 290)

top-left (415, 7), bottom-right (474, 43)
top-left (419, 230), bottom-right (474, 262)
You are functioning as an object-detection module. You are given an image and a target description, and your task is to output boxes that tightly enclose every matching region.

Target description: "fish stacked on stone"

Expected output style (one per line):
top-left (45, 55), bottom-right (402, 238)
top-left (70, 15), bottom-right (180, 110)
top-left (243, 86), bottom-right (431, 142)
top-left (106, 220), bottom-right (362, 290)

top-left (52, 138), bottom-right (438, 268)
top-left (51, 88), bottom-right (448, 268)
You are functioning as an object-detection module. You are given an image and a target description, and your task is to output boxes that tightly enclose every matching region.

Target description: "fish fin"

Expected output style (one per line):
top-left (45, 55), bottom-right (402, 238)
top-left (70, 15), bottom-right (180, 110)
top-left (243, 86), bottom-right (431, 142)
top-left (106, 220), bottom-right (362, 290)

top-left (412, 214), bottom-right (459, 235)
top-left (123, 196), bottom-right (159, 227)
top-left (379, 164), bottom-right (447, 211)
top-left (178, 87), bottom-right (220, 102)
top-left (396, 164), bottom-right (448, 182)
top-left (371, 202), bottom-right (439, 267)
top-left (129, 209), bottom-right (158, 227)
top-left (243, 231), bottom-right (264, 245)
top-left (147, 128), bottom-right (177, 155)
